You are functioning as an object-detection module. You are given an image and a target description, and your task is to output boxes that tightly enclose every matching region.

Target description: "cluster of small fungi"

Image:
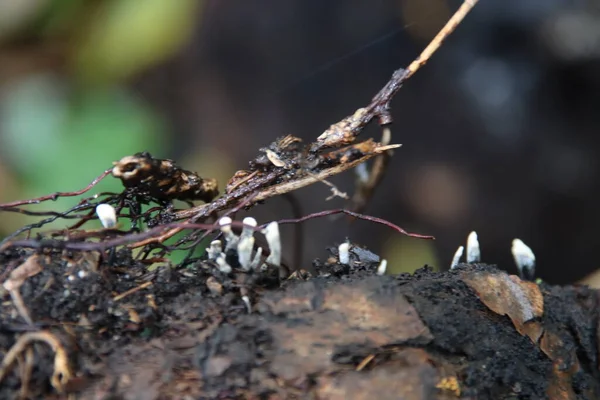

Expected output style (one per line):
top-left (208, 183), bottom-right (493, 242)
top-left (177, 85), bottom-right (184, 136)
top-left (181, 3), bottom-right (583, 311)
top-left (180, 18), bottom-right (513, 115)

top-left (450, 231), bottom-right (537, 281)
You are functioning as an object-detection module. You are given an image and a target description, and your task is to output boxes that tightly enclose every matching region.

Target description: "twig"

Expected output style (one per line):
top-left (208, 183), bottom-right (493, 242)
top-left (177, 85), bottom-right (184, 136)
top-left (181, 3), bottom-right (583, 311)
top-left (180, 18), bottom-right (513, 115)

top-left (2, 204), bottom-right (432, 254)
top-left (0, 203), bottom-right (96, 247)
top-left (3, 255), bottom-right (43, 325)
top-left (311, 0), bottom-right (478, 149)
top-left (113, 281), bottom-right (153, 301)
top-left (404, 0), bottom-right (478, 81)
top-left (1, 222), bottom-right (226, 252)
top-left (305, 172), bottom-right (348, 201)
top-left (128, 227), bottom-right (183, 248)
top-left (19, 347), bottom-right (34, 400)
top-left (252, 144), bottom-right (399, 203)
top-left (166, 143), bottom-right (392, 234)
top-left (172, 0), bottom-right (478, 223)
top-left (0, 169), bottom-right (112, 208)
top-left (9, 290), bottom-right (33, 326)
top-left (272, 208), bottom-right (434, 239)
top-left (3, 255), bottom-right (43, 291)
top-left (356, 354), bottom-right (376, 371)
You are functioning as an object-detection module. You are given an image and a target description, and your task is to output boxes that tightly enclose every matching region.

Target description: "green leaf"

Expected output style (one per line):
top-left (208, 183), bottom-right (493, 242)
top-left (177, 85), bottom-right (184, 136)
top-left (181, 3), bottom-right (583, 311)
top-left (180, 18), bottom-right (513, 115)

top-left (74, 0), bottom-right (201, 84)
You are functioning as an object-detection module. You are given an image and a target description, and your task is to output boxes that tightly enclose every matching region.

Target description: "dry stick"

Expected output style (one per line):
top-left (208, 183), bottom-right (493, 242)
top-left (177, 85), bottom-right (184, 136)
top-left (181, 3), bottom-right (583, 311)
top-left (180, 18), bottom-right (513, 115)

top-left (3, 255), bottom-right (43, 325)
top-left (369, 0), bottom-right (478, 126)
top-left (356, 354), bottom-right (376, 372)
top-left (129, 227), bottom-right (183, 248)
top-left (252, 144), bottom-right (399, 203)
top-left (2, 198), bottom-right (431, 252)
top-left (0, 148), bottom-right (409, 251)
top-left (172, 1), bottom-right (479, 225)
top-left (2, 220), bottom-right (255, 252)
top-left (113, 281), bottom-right (153, 301)
top-left (0, 169), bottom-right (112, 208)
top-left (351, 0), bottom-right (478, 210)
top-left (9, 290), bottom-right (33, 326)
top-left (405, 0), bottom-right (478, 81)
top-left (274, 208), bottom-right (434, 239)
top-left (0, 202), bottom-right (100, 247)
top-left (20, 348), bottom-right (34, 399)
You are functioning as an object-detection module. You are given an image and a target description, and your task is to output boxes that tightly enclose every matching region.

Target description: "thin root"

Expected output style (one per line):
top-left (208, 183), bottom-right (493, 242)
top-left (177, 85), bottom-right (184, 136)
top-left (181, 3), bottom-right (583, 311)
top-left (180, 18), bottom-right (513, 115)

top-left (0, 331), bottom-right (72, 393)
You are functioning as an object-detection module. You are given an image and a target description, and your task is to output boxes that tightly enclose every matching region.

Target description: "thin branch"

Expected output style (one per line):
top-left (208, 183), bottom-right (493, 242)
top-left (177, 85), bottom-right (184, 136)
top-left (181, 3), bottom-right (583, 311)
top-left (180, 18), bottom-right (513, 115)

top-left (311, 0), bottom-right (478, 150)
top-left (252, 144), bottom-right (399, 203)
top-left (404, 0), bottom-right (478, 81)
top-left (273, 208), bottom-right (434, 240)
top-left (0, 169), bottom-right (112, 208)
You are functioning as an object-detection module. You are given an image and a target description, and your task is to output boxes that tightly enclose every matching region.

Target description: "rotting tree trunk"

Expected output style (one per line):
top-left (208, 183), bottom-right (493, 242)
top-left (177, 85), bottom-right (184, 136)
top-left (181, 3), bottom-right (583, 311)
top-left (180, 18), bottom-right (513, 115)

top-left (1, 252), bottom-right (598, 400)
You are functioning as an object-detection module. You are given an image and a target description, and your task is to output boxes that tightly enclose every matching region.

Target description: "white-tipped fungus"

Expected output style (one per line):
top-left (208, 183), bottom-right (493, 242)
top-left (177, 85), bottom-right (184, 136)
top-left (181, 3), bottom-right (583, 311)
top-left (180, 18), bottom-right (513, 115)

top-left (241, 295), bottom-right (252, 314)
top-left (237, 236), bottom-right (255, 271)
top-left (466, 231), bottom-right (480, 263)
top-left (338, 242), bottom-right (350, 265)
top-left (95, 204), bottom-right (117, 228)
top-left (377, 259), bottom-right (387, 276)
top-left (207, 240), bottom-right (222, 261)
top-left (262, 222), bottom-right (282, 266)
top-left (219, 216), bottom-right (239, 250)
top-left (450, 246), bottom-right (464, 269)
top-left (511, 238), bottom-right (536, 280)
top-left (215, 255), bottom-right (232, 274)
top-left (250, 247), bottom-right (263, 270)
top-left (241, 217), bottom-right (257, 239)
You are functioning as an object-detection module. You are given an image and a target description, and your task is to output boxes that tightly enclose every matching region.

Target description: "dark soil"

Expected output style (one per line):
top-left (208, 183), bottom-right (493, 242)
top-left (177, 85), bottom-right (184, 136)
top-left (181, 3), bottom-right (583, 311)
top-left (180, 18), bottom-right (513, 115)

top-left (1, 245), bottom-right (599, 400)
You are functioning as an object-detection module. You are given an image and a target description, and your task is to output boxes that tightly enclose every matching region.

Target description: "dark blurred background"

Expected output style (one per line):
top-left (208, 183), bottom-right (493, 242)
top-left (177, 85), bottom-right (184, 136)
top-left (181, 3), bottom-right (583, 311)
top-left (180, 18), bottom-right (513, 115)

top-left (1, 0), bottom-right (599, 284)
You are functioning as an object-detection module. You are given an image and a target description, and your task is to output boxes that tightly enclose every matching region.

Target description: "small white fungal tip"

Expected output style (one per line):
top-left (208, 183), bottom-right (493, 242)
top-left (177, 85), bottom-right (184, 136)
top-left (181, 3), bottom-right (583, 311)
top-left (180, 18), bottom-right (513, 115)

top-left (338, 242), bottom-right (350, 265)
top-left (376, 259), bottom-right (387, 276)
top-left (512, 238), bottom-right (536, 279)
top-left (241, 217), bottom-right (258, 239)
top-left (77, 270), bottom-right (88, 279)
top-left (219, 217), bottom-right (233, 232)
top-left (262, 222), bottom-right (282, 266)
top-left (219, 216), bottom-right (239, 250)
top-left (242, 217), bottom-right (257, 226)
top-left (450, 246), bottom-right (465, 269)
top-left (250, 247), bottom-right (263, 270)
top-left (207, 240), bottom-right (222, 261)
top-left (241, 295), bottom-right (252, 314)
top-left (466, 231), bottom-right (480, 263)
top-left (215, 255), bottom-right (232, 274)
top-left (95, 204), bottom-right (117, 228)
top-left (67, 275), bottom-right (76, 282)
top-left (237, 236), bottom-right (255, 271)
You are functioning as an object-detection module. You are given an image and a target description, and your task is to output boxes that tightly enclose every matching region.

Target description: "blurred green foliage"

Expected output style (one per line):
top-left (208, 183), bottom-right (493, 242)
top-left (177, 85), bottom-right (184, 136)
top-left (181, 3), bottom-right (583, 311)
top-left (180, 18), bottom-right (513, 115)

top-left (74, 0), bottom-right (201, 84)
top-left (0, 0), bottom-right (204, 235)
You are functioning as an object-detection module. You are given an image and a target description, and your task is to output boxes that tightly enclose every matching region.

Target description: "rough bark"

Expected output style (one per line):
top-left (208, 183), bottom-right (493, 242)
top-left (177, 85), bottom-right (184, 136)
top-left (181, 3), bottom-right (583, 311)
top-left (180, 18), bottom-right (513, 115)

top-left (1, 247), bottom-right (598, 400)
